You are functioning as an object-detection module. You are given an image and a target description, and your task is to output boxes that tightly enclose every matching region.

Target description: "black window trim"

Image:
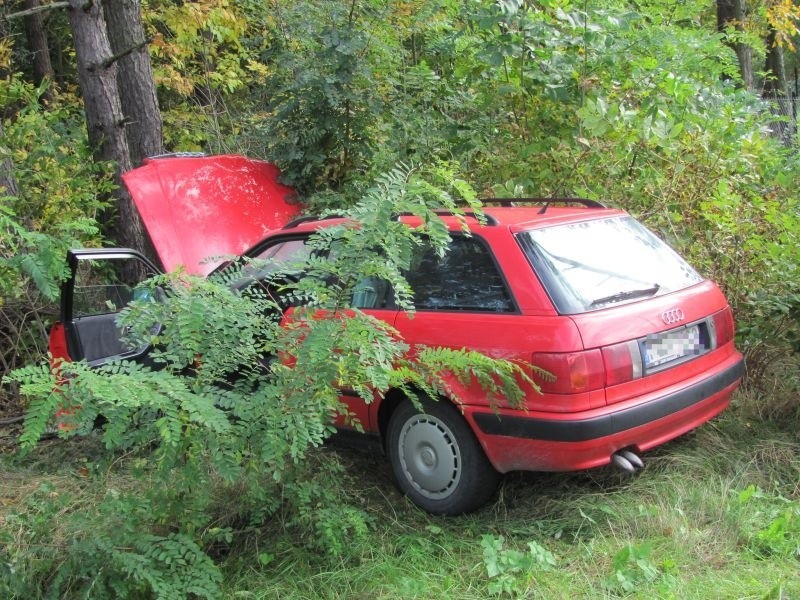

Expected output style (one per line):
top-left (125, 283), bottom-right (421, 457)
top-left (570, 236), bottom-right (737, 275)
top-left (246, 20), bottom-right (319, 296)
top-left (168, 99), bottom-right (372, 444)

top-left (514, 232), bottom-right (575, 315)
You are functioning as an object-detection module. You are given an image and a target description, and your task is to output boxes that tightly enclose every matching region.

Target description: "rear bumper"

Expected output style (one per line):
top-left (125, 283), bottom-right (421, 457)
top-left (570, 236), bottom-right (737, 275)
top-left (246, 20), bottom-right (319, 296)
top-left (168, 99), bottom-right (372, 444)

top-left (467, 353), bottom-right (744, 473)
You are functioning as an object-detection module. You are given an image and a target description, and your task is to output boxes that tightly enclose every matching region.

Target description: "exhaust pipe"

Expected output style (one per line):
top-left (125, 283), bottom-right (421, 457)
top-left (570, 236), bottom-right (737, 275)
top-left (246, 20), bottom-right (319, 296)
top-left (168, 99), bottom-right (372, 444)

top-left (611, 449), bottom-right (644, 473)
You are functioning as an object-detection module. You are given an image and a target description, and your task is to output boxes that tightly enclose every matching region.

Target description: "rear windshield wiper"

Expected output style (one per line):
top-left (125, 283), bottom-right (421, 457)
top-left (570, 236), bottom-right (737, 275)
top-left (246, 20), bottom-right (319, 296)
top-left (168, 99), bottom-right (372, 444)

top-left (589, 284), bottom-right (661, 307)
top-left (537, 245), bottom-right (659, 287)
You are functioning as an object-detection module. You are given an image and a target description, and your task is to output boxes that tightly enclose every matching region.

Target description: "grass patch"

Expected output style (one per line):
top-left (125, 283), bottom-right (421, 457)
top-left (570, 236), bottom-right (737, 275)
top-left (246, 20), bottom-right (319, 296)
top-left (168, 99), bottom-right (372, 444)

top-left (2, 391), bottom-right (798, 598)
top-left (220, 396), bottom-right (799, 599)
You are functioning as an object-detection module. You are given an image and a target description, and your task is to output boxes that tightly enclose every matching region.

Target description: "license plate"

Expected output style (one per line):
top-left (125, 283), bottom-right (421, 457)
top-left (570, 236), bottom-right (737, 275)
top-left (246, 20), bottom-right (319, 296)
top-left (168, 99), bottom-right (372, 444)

top-left (643, 325), bottom-right (702, 369)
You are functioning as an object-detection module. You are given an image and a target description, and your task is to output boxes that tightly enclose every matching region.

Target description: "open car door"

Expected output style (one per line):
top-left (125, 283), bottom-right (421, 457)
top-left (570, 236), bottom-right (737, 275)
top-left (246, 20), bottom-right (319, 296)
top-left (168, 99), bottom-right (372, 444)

top-left (50, 249), bottom-right (161, 366)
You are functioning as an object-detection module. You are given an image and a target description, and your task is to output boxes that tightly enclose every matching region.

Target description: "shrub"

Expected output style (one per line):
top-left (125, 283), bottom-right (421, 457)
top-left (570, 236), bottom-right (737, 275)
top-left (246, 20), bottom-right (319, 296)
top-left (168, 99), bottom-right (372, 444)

top-left (1, 76), bottom-right (107, 395)
top-left (4, 166), bottom-right (528, 597)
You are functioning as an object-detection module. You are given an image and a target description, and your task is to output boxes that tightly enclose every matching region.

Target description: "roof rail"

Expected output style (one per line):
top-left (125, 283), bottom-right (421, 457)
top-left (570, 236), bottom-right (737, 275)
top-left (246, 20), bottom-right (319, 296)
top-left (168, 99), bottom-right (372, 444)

top-left (395, 210), bottom-right (499, 226)
top-left (483, 197), bottom-right (606, 209)
top-left (284, 209), bottom-right (501, 230)
top-left (281, 214), bottom-right (345, 229)
top-left (146, 152), bottom-right (207, 160)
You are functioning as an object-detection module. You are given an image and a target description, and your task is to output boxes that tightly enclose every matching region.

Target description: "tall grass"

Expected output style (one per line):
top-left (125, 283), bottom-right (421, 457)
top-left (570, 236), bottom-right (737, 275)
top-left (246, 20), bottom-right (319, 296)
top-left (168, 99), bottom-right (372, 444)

top-left (2, 389), bottom-right (798, 598)
top-left (217, 390), bottom-right (798, 599)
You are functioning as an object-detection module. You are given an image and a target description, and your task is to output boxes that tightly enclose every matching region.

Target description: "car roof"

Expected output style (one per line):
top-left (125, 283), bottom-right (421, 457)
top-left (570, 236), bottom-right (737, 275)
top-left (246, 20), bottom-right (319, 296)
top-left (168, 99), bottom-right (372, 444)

top-left (277, 205), bottom-right (628, 236)
top-left (482, 205), bottom-right (628, 231)
top-left (123, 151), bottom-right (623, 273)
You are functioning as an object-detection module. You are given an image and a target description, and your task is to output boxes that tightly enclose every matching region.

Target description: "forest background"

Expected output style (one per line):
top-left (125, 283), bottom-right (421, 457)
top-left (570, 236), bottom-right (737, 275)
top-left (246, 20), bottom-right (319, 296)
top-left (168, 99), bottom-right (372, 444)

top-left (0, 0), bottom-right (799, 598)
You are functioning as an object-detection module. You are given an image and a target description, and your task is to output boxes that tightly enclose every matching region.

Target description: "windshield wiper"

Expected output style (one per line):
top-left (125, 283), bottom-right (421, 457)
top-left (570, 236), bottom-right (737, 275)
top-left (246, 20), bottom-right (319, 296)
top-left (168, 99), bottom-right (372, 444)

top-left (589, 284), bottom-right (661, 307)
top-left (538, 246), bottom-right (659, 288)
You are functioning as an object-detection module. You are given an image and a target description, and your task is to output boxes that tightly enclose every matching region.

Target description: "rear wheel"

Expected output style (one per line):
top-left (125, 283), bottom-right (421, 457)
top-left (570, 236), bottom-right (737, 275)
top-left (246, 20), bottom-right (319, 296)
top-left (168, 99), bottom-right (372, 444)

top-left (386, 398), bottom-right (500, 515)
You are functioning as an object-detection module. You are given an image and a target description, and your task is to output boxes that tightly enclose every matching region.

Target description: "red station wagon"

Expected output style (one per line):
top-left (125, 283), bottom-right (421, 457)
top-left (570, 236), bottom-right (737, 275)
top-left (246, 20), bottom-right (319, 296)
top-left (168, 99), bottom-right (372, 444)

top-left (50, 154), bottom-right (745, 515)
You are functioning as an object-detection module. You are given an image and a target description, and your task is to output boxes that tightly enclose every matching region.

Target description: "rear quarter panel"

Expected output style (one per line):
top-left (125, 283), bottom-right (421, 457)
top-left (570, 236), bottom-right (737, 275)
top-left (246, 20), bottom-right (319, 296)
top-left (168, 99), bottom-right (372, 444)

top-left (388, 311), bottom-right (595, 412)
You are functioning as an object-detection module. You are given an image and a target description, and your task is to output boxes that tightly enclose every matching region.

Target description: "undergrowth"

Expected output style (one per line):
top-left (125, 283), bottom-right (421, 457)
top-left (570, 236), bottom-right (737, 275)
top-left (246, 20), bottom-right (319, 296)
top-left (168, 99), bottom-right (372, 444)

top-left (1, 167), bottom-right (532, 598)
top-left (4, 392), bottom-right (794, 599)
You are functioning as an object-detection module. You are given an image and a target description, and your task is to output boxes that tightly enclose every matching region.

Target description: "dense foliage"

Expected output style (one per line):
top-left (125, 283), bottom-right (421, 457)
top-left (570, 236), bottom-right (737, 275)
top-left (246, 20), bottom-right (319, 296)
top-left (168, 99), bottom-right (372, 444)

top-left (205, 0), bottom-right (800, 391)
top-left (0, 69), bottom-right (108, 384)
top-left (5, 166), bottom-right (532, 597)
top-left (1, 0), bottom-right (799, 597)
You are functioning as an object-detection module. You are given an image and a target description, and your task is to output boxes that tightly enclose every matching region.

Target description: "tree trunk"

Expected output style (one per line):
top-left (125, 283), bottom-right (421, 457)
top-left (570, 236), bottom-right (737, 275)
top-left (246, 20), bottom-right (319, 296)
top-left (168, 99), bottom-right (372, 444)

top-left (763, 28), bottom-right (789, 97)
top-left (717, 0), bottom-right (753, 90)
top-left (67, 0), bottom-right (150, 257)
top-left (102, 0), bottom-right (163, 167)
top-left (763, 28), bottom-right (792, 145)
top-left (22, 0), bottom-right (55, 104)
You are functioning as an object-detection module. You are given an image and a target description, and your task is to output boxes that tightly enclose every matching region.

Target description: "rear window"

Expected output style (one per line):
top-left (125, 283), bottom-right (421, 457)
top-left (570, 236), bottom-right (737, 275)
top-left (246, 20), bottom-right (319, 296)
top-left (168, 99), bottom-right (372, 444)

top-left (518, 215), bottom-right (703, 314)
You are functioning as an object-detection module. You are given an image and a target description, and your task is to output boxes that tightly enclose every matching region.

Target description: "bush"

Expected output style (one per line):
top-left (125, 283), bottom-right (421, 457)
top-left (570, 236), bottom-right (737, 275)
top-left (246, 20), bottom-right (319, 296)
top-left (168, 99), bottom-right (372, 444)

top-left (4, 167), bottom-right (528, 597)
top-left (1, 76), bottom-right (108, 395)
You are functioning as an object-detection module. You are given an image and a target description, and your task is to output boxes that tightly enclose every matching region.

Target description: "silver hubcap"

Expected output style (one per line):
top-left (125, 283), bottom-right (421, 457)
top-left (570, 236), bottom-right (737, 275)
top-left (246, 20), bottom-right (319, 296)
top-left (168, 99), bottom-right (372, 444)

top-left (397, 413), bottom-right (461, 500)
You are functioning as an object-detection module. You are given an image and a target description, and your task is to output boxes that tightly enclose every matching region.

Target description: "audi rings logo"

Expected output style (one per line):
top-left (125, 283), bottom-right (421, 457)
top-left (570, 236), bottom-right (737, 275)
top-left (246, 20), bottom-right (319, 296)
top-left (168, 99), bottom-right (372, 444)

top-left (661, 308), bottom-right (685, 325)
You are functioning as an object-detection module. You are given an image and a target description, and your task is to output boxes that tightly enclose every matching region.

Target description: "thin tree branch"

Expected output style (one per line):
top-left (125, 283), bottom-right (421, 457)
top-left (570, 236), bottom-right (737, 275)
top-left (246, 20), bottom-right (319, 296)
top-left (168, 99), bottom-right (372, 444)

top-left (4, 1), bottom-right (69, 20)
top-left (89, 38), bottom-right (151, 71)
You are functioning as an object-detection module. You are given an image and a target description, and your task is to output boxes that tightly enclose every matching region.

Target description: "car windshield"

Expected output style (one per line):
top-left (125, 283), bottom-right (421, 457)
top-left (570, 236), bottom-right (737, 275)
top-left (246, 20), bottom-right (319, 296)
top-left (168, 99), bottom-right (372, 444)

top-left (518, 215), bottom-right (703, 314)
top-left (229, 238), bottom-right (313, 284)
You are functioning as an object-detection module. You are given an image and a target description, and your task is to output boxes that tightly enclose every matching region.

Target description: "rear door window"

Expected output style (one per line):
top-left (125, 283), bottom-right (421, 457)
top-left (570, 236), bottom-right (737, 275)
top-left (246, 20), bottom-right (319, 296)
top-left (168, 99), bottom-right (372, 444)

top-left (406, 236), bottom-right (515, 312)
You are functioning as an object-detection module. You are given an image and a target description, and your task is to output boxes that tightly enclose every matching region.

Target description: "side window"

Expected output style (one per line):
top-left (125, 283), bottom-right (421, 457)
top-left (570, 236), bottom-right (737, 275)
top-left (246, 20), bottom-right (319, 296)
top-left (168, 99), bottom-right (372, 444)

top-left (248, 237), bottom-right (396, 310)
top-left (351, 276), bottom-right (392, 309)
top-left (74, 257), bottom-right (153, 317)
top-left (69, 254), bottom-right (158, 364)
top-left (244, 238), bottom-right (312, 280)
top-left (253, 238), bottom-right (311, 263)
top-left (406, 236), bottom-right (514, 312)
top-left (256, 237), bottom-right (394, 310)
top-left (233, 238), bottom-right (311, 286)
top-left (234, 238), bottom-right (315, 309)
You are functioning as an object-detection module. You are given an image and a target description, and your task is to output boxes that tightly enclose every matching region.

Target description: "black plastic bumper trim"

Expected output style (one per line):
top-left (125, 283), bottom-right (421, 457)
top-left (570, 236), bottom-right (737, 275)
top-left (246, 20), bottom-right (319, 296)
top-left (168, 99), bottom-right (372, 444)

top-left (474, 358), bottom-right (744, 443)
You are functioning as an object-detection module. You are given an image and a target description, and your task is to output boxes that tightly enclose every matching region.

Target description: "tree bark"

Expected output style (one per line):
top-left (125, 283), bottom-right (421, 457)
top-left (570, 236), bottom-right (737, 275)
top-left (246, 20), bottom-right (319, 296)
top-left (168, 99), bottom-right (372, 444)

top-left (21, 0), bottom-right (55, 104)
top-left (67, 0), bottom-right (150, 257)
top-left (102, 0), bottom-right (163, 167)
top-left (763, 28), bottom-right (792, 145)
top-left (763, 28), bottom-right (789, 97)
top-left (717, 0), bottom-right (754, 90)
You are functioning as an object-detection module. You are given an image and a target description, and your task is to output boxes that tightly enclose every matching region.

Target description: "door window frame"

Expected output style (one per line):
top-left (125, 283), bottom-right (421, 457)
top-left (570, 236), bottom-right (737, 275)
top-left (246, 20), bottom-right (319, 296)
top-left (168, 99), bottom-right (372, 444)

top-left (63, 249), bottom-right (160, 365)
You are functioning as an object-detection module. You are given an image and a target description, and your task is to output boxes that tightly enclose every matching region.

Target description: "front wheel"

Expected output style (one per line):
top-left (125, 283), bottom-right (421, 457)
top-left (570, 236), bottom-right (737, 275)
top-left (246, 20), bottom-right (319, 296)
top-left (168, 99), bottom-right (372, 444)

top-left (386, 398), bottom-right (500, 515)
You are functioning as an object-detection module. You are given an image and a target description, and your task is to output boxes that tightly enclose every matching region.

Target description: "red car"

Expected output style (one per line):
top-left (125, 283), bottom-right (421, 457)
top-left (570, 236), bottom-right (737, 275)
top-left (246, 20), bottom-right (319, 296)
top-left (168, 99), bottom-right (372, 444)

top-left (50, 154), bottom-right (744, 515)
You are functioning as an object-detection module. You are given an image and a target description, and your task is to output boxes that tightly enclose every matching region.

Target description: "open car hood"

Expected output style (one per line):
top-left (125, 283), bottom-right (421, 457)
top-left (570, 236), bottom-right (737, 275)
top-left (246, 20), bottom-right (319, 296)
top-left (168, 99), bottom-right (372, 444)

top-left (122, 154), bottom-right (301, 276)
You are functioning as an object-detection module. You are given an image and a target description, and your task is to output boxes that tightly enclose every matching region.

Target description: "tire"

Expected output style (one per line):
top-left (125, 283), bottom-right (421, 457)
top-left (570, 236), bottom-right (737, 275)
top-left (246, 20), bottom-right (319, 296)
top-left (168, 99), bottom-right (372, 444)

top-left (386, 398), bottom-right (501, 515)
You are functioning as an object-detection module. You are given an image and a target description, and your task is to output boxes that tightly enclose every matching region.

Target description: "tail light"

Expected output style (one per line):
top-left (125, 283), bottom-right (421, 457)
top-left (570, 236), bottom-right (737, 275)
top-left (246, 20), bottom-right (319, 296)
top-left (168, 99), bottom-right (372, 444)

top-left (602, 340), bottom-right (643, 386)
top-left (531, 350), bottom-right (605, 394)
top-left (711, 307), bottom-right (735, 348)
top-left (533, 311), bottom-right (731, 394)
